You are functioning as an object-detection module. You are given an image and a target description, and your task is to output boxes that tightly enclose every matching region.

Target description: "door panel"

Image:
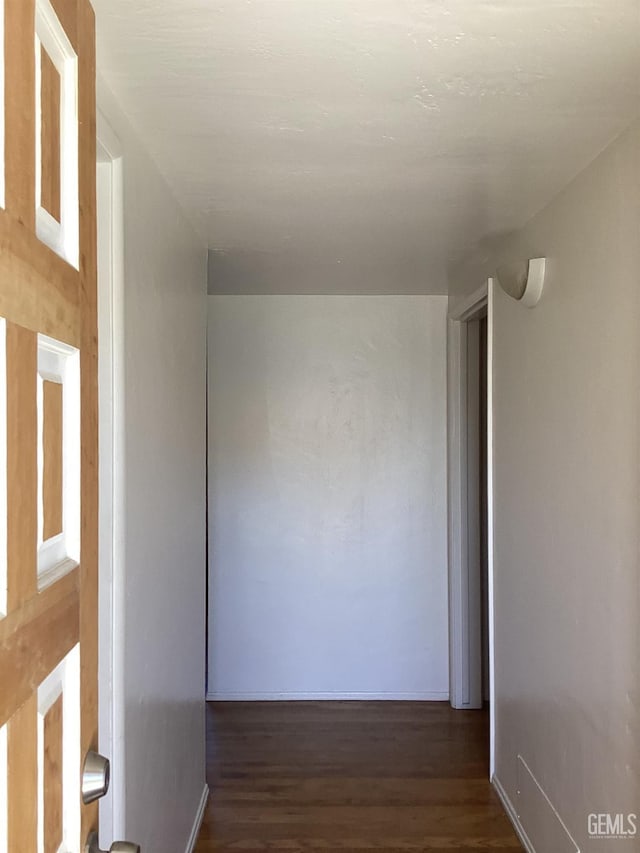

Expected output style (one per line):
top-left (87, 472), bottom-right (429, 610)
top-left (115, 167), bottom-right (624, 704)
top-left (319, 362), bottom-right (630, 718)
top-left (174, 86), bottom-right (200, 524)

top-left (42, 378), bottom-right (64, 543)
top-left (40, 46), bottom-right (62, 224)
top-left (43, 693), bottom-right (64, 853)
top-left (0, 0), bottom-right (98, 851)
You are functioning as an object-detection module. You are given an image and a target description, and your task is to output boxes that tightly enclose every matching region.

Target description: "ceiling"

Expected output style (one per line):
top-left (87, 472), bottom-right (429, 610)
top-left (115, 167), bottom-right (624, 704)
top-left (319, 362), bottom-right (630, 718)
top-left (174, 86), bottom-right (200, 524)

top-left (93, 0), bottom-right (640, 294)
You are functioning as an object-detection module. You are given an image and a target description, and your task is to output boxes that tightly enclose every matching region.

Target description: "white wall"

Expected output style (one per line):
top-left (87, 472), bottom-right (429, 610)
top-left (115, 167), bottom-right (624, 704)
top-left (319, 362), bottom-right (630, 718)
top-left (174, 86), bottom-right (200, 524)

top-left (208, 295), bottom-right (448, 699)
top-left (451, 121), bottom-right (640, 851)
top-left (97, 81), bottom-right (208, 853)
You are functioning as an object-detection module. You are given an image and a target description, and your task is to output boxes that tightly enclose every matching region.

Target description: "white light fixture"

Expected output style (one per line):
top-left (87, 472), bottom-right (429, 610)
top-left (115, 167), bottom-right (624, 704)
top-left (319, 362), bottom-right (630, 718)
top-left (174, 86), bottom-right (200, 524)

top-left (496, 257), bottom-right (546, 308)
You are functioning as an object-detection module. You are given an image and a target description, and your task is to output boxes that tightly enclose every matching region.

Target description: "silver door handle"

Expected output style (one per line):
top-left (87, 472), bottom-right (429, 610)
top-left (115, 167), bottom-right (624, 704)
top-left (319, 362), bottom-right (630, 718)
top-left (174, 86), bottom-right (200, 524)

top-left (85, 831), bottom-right (140, 853)
top-left (82, 751), bottom-right (111, 804)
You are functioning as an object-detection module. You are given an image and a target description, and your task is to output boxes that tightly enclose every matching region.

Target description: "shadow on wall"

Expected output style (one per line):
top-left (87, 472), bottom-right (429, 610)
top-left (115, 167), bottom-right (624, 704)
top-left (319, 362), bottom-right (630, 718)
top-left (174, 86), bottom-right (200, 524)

top-left (207, 249), bottom-right (447, 295)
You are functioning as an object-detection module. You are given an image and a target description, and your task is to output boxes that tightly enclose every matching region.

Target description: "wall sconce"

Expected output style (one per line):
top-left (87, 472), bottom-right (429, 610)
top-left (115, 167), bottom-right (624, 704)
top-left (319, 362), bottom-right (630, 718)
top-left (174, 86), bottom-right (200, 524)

top-left (496, 257), bottom-right (546, 308)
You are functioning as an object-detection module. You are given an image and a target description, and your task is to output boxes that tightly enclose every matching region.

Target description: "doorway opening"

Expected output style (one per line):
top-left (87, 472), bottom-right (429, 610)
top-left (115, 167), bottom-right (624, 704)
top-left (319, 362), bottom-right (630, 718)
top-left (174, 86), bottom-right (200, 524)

top-left (447, 282), bottom-right (493, 773)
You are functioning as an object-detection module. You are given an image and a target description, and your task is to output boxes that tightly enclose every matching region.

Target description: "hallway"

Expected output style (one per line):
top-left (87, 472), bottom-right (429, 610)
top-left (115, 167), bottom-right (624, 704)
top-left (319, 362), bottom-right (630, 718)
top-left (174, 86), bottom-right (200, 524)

top-left (194, 702), bottom-right (522, 851)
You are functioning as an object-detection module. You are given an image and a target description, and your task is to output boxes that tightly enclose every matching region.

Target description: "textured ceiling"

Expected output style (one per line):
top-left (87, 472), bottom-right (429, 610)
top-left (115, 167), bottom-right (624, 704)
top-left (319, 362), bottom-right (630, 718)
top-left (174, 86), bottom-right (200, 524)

top-left (93, 0), bottom-right (640, 293)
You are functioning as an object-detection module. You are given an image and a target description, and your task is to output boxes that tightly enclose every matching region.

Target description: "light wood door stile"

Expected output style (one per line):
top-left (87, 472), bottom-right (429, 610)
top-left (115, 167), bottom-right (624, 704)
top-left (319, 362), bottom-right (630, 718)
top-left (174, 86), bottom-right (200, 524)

top-left (0, 0), bottom-right (98, 850)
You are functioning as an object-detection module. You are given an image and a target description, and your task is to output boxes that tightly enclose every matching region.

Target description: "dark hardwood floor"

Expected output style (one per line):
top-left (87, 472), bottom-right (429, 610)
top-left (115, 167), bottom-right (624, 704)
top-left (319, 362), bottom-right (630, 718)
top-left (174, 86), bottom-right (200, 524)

top-left (194, 702), bottom-right (522, 851)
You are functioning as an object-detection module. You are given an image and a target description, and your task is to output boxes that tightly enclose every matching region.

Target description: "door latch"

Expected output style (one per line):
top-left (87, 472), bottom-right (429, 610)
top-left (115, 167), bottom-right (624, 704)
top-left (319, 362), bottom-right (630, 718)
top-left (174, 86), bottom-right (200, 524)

top-left (82, 751), bottom-right (111, 804)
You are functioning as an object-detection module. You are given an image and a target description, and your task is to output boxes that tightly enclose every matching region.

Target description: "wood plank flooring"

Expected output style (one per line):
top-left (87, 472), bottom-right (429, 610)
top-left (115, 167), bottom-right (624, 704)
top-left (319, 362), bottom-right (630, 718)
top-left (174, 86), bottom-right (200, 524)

top-left (194, 702), bottom-right (522, 852)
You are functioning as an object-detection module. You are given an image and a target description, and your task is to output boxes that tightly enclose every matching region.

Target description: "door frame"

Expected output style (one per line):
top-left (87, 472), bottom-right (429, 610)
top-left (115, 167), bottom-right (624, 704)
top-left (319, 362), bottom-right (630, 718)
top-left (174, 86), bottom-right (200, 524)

top-left (447, 279), bottom-right (496, 776)
top-left (96, 109), bottom-right (125, 846)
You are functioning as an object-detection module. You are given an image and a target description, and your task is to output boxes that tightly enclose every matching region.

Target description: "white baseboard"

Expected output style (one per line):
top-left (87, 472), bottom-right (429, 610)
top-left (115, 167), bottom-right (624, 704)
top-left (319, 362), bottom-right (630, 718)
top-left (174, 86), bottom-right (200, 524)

top-left (184, 783), bottom-right (209, 853)
top-left (206, 691), bottom-right (449, 701)
top-left (492, 774), bottom-right (536, 853)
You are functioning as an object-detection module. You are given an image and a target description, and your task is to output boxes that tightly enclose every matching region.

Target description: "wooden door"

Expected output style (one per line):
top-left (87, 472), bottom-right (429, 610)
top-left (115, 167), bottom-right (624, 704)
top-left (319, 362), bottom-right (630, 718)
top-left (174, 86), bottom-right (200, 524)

top-left (0, 0), bottom-right (98, 850)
